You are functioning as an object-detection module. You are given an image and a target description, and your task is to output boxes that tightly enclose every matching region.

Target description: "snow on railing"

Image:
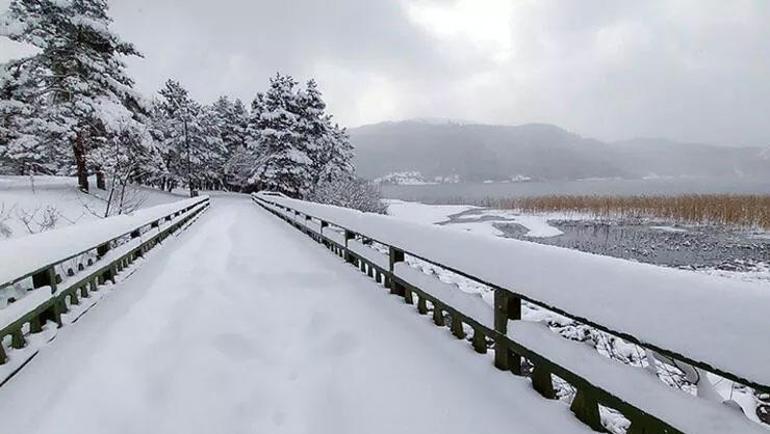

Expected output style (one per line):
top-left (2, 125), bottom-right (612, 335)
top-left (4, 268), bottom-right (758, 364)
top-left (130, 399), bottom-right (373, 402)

top-left (0, 196), bottom-right (210, 372)
top-left (253, 192), bottom-right (769, 434)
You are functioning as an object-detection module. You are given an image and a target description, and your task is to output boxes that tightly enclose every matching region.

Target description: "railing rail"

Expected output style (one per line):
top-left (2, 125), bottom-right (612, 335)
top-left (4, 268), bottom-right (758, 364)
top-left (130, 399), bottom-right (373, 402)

top-left (0, 196), bottom-right (210, 367)
top-left (253, 192), bottom-right (768, 434)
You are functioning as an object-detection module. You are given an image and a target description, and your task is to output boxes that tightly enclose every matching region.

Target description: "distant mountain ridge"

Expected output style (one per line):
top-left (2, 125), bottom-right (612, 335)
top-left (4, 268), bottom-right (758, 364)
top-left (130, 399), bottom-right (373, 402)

top-left (350, 120), bottom-right (770, 182)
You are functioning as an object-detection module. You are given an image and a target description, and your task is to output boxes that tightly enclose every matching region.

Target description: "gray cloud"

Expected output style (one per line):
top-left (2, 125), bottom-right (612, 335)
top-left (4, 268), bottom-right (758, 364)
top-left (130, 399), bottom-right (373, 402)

top-left (1, 0), bottom-right (769, 146)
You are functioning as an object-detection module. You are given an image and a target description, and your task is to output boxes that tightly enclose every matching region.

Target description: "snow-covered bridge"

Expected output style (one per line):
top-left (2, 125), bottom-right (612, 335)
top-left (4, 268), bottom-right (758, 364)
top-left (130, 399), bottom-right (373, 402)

top-left (0, 194), bottom-right (768, 433)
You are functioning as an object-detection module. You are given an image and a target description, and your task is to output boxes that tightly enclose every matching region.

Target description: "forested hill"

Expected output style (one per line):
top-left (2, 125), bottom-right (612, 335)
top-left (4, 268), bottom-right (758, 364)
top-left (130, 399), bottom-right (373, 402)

top-left (351, 120), bottom-right (770, 182)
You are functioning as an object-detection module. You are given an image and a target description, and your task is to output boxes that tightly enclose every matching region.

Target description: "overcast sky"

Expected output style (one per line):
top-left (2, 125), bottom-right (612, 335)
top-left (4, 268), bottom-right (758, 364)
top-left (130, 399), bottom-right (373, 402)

top-left (2, 0), bottom-right (770, 146)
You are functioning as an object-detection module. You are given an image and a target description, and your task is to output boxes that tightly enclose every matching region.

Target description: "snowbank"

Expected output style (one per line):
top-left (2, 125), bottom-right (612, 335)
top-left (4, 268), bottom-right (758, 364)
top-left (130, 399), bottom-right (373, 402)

top-left (255, 193), bottom-right (770, 389)
top-left (0, 196), bottom-right (209, 288)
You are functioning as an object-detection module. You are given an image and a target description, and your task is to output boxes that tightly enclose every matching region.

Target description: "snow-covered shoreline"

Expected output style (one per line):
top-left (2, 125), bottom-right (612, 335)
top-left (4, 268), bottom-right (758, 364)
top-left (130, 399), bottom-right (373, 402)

top-left (385, 199), bottom-right (567, 238)
top-left (385, 199), bottom-right (770, 284)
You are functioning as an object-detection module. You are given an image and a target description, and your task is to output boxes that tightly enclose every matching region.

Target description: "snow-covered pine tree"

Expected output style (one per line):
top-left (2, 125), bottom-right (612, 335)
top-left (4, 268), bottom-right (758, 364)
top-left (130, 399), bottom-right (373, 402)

top-left (195, 104), bottom-right (228, 189)
top-left (317, 123), bottom-right (354, 183)
top-left (90, 120), bottom-right (160, 216)
top-left (0, 0), bottom-right (144, 192)
top-left (154, 80), bottom-right (226, 195)
top-left (244, 91), bottom-right (266, 154)
top-left (212, 96), bottom-right (251, 189)
top-left (226, 92), bottom-right (266, 191)
top-left (212, 96), bottom-right (250, 155)
top-left (293, 79), bottom-right (354, 185)
top-left (0, 59), bottom-right (59, 175)
top-left (248, 73), bottom-right (314, 197)
top-left (225, 98), bottom-right (254, 190)
top-left (296, 79), bottom-right (328, 182)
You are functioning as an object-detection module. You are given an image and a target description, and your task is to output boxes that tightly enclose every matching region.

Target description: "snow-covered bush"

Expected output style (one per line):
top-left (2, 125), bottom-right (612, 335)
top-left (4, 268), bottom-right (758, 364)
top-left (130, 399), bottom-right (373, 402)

top-left (309, 176), bottom-right (387, 214)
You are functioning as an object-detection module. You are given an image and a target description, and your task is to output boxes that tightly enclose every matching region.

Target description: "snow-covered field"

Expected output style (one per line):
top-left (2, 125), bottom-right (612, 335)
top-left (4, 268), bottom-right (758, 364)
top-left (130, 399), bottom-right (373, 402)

top-left (0, 176), bottom-right (187, 239)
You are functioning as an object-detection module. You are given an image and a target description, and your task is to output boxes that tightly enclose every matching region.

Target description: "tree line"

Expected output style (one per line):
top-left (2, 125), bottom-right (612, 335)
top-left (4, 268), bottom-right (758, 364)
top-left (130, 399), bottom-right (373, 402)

top-left (0, 0), bottom-right (354, 199)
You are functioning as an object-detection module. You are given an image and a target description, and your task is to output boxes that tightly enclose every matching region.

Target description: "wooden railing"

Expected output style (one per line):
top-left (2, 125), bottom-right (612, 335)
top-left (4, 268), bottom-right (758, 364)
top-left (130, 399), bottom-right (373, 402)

top-left (253, 193), bottom-right (768, 434)
top-left (0, 196), bottom-right (210, 369)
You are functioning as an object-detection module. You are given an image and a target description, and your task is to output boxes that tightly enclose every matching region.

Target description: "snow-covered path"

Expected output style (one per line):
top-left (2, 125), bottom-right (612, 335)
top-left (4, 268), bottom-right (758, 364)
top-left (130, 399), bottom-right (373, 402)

top-left (0, 195), bottom-right (587, 434)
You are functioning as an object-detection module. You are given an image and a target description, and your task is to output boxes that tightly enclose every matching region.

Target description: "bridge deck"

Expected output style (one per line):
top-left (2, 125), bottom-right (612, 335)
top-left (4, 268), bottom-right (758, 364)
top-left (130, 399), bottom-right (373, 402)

top-left (0, 195), bottom-right (588, 434)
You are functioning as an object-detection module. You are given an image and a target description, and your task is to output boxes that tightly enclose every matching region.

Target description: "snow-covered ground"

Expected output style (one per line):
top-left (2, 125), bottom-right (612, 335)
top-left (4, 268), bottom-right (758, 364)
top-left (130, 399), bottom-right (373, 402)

top-left (0, 176), bottom-right (186, 239)
top-left (0, 195), bottom-right (591, 434)
top-left (384, 199), bottom-right (475, 224)
top-left (386, 199), bottom-right (567, 238)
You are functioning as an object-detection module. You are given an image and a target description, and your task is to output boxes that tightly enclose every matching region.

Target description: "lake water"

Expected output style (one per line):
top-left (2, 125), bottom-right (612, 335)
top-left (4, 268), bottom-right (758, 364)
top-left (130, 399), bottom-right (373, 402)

top-left (380, 176), bottom-right (770, 202)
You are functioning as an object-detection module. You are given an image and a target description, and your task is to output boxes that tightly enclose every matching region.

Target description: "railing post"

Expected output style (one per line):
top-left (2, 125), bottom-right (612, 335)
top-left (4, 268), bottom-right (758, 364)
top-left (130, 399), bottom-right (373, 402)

top-left (433, 301), bottom-right (445, 326)
top-left (417, 293), bottom-right (428, 314)
top-left (532, 363), bottom-right (557, 399)
top-left (450, 313), bottom-right (465, 338)
top-left (388, 247), bottom-right (407, 299)
top-left (32, 266), bottom-right (62, 329)
top-left (627, 414), bottom-right (664, 434)
top-left (494, 288), bottom-right (522, 375)
top-left (32, 266), bottom-right (57, 294)
top-left (11, 329), bottom-right (25, 349)
top-left (472, 325), bottom-right (487, 353)
top-left (344, 230), bottom-right (355, 264)
top-left (304, 215), bottom-right (313, 239)
top-left (70, 290), bottom-right (79, 306)
top-left (570, 388), bottom-right (603, 431)
top-left (96, 242), bottom-right (111, 259)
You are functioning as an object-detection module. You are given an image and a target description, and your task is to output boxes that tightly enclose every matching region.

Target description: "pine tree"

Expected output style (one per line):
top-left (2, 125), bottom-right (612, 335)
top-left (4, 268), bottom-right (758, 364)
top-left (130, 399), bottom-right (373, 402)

top-left (317, 123), bottom-right (354, 183)
top-left (0, 59), bottom-right (59, 175)
top-left (298, 80), bottom-right (354, 184)
top-left (248, 73), bottom-right (314, 197)
top-left (212, 96), bottom-right (249, 154)
top-left (154, 80), bottom-right (226, 195)
top-left (296, 79), bottom-right (328, 180)
top-left (242, 76), bottom-right (354, 196)
top-left (0, 0), bottom-right (143, 192)
top-left (195, 104), bottom-right (228, 189)
top-left (212, 96), bottom-right (251, 189)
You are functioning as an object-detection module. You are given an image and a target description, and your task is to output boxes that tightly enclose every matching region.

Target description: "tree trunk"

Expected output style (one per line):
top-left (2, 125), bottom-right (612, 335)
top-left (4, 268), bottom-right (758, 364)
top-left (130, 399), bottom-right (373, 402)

top-left (73, 135), bottom-right (89, 192)
top-left (96, 170), bottom-right (106, 190)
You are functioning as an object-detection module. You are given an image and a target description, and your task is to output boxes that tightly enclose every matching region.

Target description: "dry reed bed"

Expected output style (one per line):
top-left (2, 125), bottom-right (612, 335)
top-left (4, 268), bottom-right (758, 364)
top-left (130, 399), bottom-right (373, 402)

top-left (473, 195), bottom-right (770, 230)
